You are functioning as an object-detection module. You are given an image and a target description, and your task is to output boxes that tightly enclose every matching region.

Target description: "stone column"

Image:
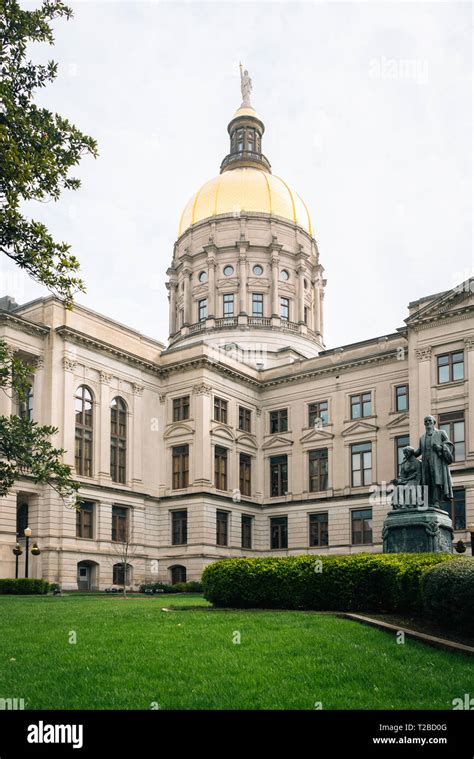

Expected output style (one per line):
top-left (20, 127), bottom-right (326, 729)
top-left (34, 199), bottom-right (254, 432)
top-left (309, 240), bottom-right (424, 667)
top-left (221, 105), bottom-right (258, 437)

top-left (132, 383), bottom-right (144, 484)
top-left (32, 356), bottom-right (45, 426)
top-left (239, 253), bottom-right (248, 315)
top-left (192, 383), bottom-right (213, 486)
top-left (208, 257), bottom-right (216, 317)
top-left (465, 337), bottom-right (474, 455)
top-left (271, 254), bottom-right (279, 317)
top-left (168, 282), bottom-right (177, 335)
top-left (61, 357), bottom-right (77, 467)
top-left (98, 371), bottom-right (112, 480)
top-left (313, 282), bottom-right (321, 334)
top-left (319, 289), bottom-right (325, 338)
top-left (183, 269), bottom-right (191, 325)
top-left (414, 347), bottom-right (432, 436)
top-left (297, 266), bottom-right (305, 323)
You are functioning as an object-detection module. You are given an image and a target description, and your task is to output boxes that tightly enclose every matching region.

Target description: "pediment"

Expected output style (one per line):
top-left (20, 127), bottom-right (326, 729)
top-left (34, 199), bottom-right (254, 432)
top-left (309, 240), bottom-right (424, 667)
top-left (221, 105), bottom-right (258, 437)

top-left (405, 280), bottom-right (473, 326)
top-left (262, 435), bottom-right (294, 450)
top-left (210, 424), bottom-right (235, 442)
top-left (342, 421), bottom-right (378, 437)
top-left (387, 413), bottom-right (409, 429)
top-left (236, 433), bottom-right (258, 449)
top-left (163, 423), bottom-right (195, 439)
top-left (300, 427), bottom-right (334, 444)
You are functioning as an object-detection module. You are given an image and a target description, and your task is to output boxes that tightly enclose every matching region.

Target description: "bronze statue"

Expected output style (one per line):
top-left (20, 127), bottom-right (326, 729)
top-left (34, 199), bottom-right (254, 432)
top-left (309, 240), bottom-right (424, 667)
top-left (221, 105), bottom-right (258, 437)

top-left (414, 415), bottom-right (454, 508)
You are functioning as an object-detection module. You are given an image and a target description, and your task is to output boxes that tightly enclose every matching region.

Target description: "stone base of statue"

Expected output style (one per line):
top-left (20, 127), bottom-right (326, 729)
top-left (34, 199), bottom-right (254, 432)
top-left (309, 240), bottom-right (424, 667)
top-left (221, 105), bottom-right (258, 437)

top-left (382, 507), bottom-right (453, 554)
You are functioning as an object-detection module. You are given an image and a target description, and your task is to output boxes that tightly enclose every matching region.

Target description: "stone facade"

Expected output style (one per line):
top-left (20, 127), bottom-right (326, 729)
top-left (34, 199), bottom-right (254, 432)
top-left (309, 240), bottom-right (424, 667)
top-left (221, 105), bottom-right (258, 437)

top-left (0, 98), bottom-right (473, 590)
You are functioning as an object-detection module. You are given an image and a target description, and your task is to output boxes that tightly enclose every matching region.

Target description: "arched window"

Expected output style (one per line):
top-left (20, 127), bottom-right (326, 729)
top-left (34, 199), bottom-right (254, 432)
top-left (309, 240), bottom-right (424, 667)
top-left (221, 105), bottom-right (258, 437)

top-left (75, 385), bottom-right (93, 477)
top-left (170, 565), bottom-right (187, 585)
top-left (110, 397), bottom-right (127, 484)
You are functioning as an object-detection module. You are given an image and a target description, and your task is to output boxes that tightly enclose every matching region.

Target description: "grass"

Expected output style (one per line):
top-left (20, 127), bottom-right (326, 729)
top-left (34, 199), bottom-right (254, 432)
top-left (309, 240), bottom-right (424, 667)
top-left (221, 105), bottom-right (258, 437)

top-left (0, 593), bottom-right (472, 710)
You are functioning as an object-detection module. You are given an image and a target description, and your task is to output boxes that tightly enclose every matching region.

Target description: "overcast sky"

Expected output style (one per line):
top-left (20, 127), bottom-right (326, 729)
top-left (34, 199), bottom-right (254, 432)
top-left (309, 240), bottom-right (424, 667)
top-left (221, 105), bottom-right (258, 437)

top-left (5, 0), bottom-right (472, 349)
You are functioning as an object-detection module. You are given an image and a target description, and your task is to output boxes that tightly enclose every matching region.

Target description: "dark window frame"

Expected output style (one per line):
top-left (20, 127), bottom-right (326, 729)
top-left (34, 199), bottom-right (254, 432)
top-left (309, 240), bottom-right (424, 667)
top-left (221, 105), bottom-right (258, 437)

top-left (172, 444), bottom-right (189, 490)
top-left (270, 455), bottom-right (288, 497)
top-left (439, 411), bottom-right (465, 462)
top-left (239, 453), bottom-right (251, 497)
top-left (351, 442), bottom-right (373, 487)
top-left (270, 516), bottom-right (288, 549)
top-left (241, 515), bottom-right (252, 549)
top-left (238, 406), bottom-right (251, 432)
top-left (309, 512), bottom-right (329, 547)
top-left (214, 396), bottom-right (228, 424)
top-left (171, 510), bottom-right (188, 545)
top-left (76, 501), bottom-right (94, 539)
top-left (308, 448), bottom-right (329, 492)
top-left (172, 395), bottom-right (190, 422)
top-left (112, 505), bottom-right (129, 543)
top-left (75, 385), bottom-right (93, 477)
top-left (270, 408), bottom-right (288, 434)
top-left (437, 351), bottom-right (465, 384)
top-left (395, 384), bottom-right (409, 412)
top-left (216, 510), bottom-right (229, 546)
top-left (215, 446), bottom-right (228, 491)
top-left (308, 401), bottom-right (328, 427)
top-left (110, 396), bottom-right (127, 484)
top-left (350, 392), bottom-right (372, 419)
top-left (351, 508), bottom-right (373, 545)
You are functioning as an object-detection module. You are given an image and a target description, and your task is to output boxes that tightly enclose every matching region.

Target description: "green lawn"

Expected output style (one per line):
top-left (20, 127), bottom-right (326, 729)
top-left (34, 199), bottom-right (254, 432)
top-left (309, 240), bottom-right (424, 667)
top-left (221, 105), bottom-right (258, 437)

top-left (0, 593), bottom-right (471, 710)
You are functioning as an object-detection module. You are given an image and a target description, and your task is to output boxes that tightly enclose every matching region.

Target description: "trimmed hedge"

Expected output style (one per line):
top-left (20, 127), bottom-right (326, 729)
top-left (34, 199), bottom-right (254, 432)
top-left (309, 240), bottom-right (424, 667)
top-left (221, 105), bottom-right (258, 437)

top-left (422, 557), bottom-right (474, 633)
top-left (202, 553), bottom-right (456, 613)
top-left (0, 578), bottom-right (50, 595)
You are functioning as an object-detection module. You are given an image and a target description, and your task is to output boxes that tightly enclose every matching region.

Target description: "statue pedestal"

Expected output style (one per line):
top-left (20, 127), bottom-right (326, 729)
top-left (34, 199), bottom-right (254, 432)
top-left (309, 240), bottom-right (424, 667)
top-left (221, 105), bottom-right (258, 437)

top-left (382, 507), bottom-right (453, 554)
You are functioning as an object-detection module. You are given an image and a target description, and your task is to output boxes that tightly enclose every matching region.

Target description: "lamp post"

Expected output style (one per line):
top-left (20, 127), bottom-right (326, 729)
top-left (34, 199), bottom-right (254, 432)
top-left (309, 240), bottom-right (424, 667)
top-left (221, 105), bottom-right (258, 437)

top-left (467, 523), bottom-right (474, 557)
top-left (24, 527), bottom-right (32, 578)
top-left (12, 543), bottom-right (23, 579)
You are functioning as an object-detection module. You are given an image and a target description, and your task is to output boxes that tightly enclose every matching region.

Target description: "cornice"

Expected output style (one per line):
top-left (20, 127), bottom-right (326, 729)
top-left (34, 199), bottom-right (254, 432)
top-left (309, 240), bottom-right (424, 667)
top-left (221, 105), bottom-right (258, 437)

top-left (56, 325), bottom-right (161, 376)
top-left (0, 311), bottom-right (50, 338)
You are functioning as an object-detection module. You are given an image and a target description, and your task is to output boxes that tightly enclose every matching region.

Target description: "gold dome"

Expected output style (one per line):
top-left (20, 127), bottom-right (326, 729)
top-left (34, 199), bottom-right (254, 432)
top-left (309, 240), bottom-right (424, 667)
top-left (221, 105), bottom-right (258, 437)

top-left (178, 167), bottom-right (313, 237)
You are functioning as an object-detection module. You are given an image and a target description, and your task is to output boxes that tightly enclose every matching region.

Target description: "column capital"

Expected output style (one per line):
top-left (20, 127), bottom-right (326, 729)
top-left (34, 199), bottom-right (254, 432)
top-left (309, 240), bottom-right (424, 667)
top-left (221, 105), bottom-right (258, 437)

top-left (62, 356), bottom-right (77, 372)
top-left (192, 382), bottom-right (213, 396)
top-left (415, 346), bottom-right (432, 361)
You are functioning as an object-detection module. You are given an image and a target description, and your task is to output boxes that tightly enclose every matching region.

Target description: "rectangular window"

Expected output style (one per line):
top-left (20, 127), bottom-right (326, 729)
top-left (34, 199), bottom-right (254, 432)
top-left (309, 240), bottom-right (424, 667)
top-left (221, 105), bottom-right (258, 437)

top-left (112, 506), bottom-right (129, 543)
top-left (252, 293), bottom-right (264, 317)
top-left (172, 396), bottom-right (190, 422)
top-left (239, 453), bottom-right (251, 497)
top-left (309, 513), bottom-right (328, 547)
top-left (172, 444), bottom-right (189, 489)
top-left (350, 392), bottom-right (372, 419)
top-left (216, 510), bottom-right (229, 546)
top-left (437, 351), bottom-right (464, 384)
top-left (442, 488), bottom-right (466, 530)
top-left (241, 515), bottom-right (252, 549)
top-left (270, 408), bottom-right (288, 434)
top-left (395, 384), bottom-right (409, 412)
top-left (214, 396), bottom-right (228, 424)
top-left (270, 455), bottom-right (288, 497)
top-left (76, 501), bottom-right (94, 539)
top-left (309, 449), bottom-right (328, 492)
top-left (238, 406), bottom-right (251, 432)
top-left (395, 434), bottom-right (410, 475)
top-left (223, 293), bottom-right (234, 317)
top-left (351, 442), bottom-right (372, 487)
top-left (352, 508), bottom-right (373, 545)
top-left (308, 401), bottom-right (328, 427)
top-left (439, 411), bottom-right (465, 461)
top-left (215, 446), bottom-right (228, 491)
top-left (280, 297), bottom-right (289, 321)
top-left (304, 306), bottom-right (309, 325)
top-left (270, 516), bottom-right (288, 549)
top-left (198, 298), bottom-right (207, 322)
top-left (171, 510), bottom-right (187, 545)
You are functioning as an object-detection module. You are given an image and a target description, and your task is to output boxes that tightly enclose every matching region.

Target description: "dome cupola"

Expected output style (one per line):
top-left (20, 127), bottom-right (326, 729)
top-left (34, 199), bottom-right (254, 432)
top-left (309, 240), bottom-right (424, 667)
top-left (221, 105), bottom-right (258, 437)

top-left (166, 67), bottom-right (326, 368)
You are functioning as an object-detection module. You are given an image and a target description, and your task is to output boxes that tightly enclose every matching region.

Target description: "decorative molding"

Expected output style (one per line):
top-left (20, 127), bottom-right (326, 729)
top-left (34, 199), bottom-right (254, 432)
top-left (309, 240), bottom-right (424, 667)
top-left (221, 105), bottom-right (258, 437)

top-left (62, 356), bottom-right (77, 372)
top-left (386, 412), bottom-right (410, 429)
top-left (34, 356), bottom-right (45, 370)
top-left (132, 383), bottom-right (144, 396)
top-left (299, 427), bottom-right (335, 444)
top-left (192, 382), bottom-right (213, 396)
top-left (256, 408), bottom-right (262, 416)
top-left (210, 424), bottom-right (235, 442)
top-left (235, 433), bottom-right (258, 449)
top-left (415, 347), bottom-right (432, 361)
top-left (159, 393), bottom-right (166, 403)
top-left (341, 421), bottom-right (378, 437)
top-left (464, 336), bottom-right (474, 351)
top-left (163, 423), bottom-right (194, 439)
top-left (0, 311), bottom-right (50, 338)
top-left (262, 435), bottom-right (294, 450)
top-left (100, 371), bottom-right (112, 385)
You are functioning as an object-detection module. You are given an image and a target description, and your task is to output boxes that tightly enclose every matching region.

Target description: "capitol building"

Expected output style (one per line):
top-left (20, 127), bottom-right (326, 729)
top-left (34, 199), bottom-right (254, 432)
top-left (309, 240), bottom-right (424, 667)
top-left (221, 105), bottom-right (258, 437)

top-left (0, 77), bottom-right (473, 590)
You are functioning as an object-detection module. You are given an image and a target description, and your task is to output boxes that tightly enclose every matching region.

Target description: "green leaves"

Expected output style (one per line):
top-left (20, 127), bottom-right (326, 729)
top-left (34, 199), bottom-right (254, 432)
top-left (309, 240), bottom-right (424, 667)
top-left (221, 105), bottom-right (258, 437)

top-left (0, 0), bottom-right (97, 304)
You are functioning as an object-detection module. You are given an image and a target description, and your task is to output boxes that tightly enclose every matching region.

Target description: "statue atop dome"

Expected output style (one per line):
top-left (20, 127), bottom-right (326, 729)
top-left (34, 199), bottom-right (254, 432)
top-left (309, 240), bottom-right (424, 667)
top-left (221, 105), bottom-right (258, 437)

top-left (239, 63), bottom-right (253, 106)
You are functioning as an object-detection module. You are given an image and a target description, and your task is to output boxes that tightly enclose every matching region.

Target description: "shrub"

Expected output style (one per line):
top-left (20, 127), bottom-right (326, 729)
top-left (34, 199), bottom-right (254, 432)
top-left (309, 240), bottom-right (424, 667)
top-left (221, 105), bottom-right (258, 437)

top-left (202, 553), bottom-right (456, 613)
top-left (0, 578), bottom-right (49, 595)
top-left (422, 557), bottom-right (474, 633)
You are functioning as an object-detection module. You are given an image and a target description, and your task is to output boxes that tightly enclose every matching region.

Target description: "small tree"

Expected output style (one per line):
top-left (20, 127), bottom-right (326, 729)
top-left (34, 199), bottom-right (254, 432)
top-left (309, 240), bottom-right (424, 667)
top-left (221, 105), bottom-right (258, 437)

top-left (111, 513), bottom-right (138, 598)
top-left (0, 0), bottom-right (97, 501)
